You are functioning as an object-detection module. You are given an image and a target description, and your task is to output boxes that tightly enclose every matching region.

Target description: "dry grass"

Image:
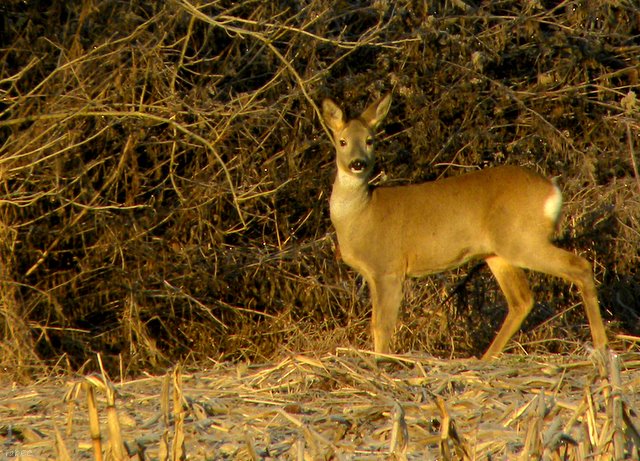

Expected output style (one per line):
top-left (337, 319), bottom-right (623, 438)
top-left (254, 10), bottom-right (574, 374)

top-left (1, 349), bottom-right (640, 459)
top-left (0, 1), bottom-right (639, 379)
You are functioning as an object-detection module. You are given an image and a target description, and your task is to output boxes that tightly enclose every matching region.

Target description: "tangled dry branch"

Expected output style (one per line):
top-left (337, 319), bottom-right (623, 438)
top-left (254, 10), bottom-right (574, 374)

top-left (0, 0), bottom-right (638, 378)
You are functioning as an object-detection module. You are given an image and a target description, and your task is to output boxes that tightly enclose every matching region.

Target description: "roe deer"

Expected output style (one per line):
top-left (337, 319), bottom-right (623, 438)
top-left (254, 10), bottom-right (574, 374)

top-left (322, 93), bottom-right (608, 360)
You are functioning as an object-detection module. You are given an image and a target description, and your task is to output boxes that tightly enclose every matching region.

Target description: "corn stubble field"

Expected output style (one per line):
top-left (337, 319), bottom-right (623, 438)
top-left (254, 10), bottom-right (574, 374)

top-left (1, 0), bottom-right (639, 459)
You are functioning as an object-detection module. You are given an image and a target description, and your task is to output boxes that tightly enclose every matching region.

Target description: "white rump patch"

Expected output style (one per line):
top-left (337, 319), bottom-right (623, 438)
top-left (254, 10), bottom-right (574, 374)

top-left (543, 183), bottom-right (563, 222)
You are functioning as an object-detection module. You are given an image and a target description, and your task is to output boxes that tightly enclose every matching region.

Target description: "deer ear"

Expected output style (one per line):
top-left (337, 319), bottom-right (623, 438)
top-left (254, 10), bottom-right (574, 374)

top-left (360, 93), bottom-right (391, 129)
top-left (322, 99), bottom-right (345, 134)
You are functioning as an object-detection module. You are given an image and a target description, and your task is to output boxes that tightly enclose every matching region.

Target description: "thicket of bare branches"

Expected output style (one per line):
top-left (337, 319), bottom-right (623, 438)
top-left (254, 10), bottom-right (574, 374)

top-left (1, 0), bottom-right (638, 379)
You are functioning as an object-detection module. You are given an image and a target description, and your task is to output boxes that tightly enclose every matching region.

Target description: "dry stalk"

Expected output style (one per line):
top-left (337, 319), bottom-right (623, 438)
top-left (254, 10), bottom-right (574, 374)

top-left (626, 122), bottom-right (640, 195)
top-left (54, 426), bottom-right (72, 461)
top-left (80, 355), bottom-right (126, 460)
top-left (161, 372), bottom-right (170, 427)
top-left (171, 365), bottom-right (186, 461)
top-left (610, 353), bottom-right (625, 460)
top-left (389, 400), bottom-right (409, 458)
top-left (101, 374), bottom-right (126, 459)
top-left (158, 431), bottom-right (170, 461)
top-left (520, 392), bottom-right (545, 460)
top-left (437, 396), bottom-right (471, 461)
top-left (84, 381), bottom-right (104, 461)
top-left (244, 430), bottom-right (260, 461)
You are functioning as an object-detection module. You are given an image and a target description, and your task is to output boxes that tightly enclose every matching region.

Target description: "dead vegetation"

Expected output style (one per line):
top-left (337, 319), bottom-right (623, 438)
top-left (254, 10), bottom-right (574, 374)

top-left (0, 0), bottom-right (639, 379)
top-left (1, 351), bottom-right (639, 459)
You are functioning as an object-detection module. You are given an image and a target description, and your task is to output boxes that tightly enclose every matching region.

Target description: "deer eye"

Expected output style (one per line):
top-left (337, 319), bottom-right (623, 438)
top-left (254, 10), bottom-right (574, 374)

top-left (365, 137), bottom-right (374, 147)
top-left (339, 139), bottom-right (347, 147)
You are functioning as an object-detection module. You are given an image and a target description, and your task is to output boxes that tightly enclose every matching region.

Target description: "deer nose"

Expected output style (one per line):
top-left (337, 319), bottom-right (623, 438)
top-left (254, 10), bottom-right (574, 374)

top-left (349, 159), bottom-right (368, 173)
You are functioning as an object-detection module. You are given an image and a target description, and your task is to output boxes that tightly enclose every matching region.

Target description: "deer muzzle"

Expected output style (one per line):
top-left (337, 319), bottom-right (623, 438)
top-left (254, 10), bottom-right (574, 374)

top-left (348, 159), bottom-right (368, 173)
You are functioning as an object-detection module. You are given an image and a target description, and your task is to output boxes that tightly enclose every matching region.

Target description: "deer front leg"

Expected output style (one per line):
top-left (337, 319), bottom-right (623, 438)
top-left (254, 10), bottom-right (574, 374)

top-left (368, 273), bottom-right (404, 354)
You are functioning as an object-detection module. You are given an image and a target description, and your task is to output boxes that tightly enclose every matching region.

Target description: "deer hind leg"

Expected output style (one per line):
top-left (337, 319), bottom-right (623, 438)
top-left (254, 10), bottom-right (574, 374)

top-left (368, 273), bottom-right (404, 354)
top-left (483, 256), bottom-right (535, 360)
top-left (509, 244), bottom-right (608, 351)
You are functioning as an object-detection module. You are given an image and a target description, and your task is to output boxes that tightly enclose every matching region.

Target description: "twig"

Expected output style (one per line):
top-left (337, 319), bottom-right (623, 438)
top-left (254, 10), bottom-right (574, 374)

top-left (626, 122), bottom-right (640, 195)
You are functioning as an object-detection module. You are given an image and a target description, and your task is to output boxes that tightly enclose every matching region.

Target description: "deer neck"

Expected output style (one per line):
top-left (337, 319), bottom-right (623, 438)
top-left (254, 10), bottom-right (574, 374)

top-left (330, 168), bottom-right (371, 229)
